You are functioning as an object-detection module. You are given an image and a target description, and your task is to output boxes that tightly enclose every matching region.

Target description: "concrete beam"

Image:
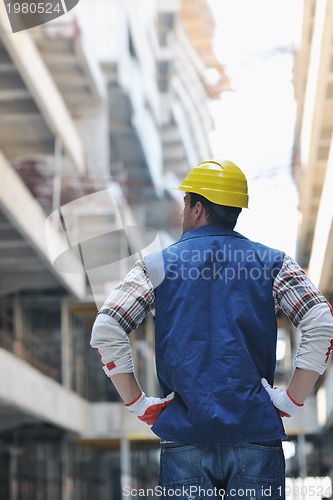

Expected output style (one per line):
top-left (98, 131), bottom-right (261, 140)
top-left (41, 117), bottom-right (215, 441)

top-left (0, 150), bottom-right (85, 299)
top-left (0, 112), bottom-right (41, 122)
top-left (0, 141), bottom-right (54, 159)
top-left (0, 348), bottom-right (91, 435)
top-left (36, 52), bottom-right (78, 65)
top-left (0, 271), bottom-right (59, 296)
top-left (308, 153), bottom-right (333, 292)
top-left (157, 0), bottom-right (180, 13)
top-left (0, 257), bottom-right (41, 270)
top-left (0, 89), bottom-right (30, 100)
top-left (0, 348), bottom-right (159, 440)
top-left (0, 62), bottom-right (15, 71)
top-left (0, 6), bottom-right (85, 174)
top-left (0, 239), bottom-right (29, 249)
top-left (87, 402), bottom-right (158, 441)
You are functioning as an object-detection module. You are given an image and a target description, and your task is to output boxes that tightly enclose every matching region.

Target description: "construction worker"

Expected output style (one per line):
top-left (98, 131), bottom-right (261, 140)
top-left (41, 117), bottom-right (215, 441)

top-left (91, 160), bottom-right (333, 499)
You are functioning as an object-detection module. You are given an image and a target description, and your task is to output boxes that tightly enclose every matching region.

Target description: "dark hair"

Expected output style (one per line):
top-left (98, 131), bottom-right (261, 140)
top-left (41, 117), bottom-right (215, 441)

top-left (188, 192), bottom-right (241, 229)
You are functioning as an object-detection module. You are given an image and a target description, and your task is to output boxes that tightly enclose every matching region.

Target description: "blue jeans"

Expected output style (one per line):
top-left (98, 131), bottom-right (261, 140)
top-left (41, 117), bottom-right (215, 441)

top-left (158, 441), bottom-right (285, 500)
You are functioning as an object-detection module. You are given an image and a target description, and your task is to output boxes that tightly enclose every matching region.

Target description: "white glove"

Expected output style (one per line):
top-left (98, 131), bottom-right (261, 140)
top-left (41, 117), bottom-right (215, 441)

top-left (261, 378), bottom-right (303, 418)
top-left (125, 391), bottom-right (175, 425)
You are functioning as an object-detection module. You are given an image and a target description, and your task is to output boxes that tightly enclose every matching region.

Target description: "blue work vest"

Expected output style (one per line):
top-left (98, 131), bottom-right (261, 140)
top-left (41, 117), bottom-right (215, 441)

top-left (145, 225), bottom-right (287, 444)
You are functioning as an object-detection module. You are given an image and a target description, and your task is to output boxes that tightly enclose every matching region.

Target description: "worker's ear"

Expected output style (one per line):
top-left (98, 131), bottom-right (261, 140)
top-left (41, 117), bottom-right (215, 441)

top-left (194, 201), bottom-right (206, 220)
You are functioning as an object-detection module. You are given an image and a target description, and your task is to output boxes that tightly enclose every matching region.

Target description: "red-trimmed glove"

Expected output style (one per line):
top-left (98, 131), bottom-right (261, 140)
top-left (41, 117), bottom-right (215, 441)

top-left (261, 378), bottom-right (304, 418)
top-left (125, 392), bottom-right (175, 425)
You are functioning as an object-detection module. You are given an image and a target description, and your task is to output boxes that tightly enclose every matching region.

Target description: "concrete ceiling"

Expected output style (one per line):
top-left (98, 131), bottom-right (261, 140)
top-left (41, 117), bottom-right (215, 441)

top-left (0, 210), bottom-right (60, 297)
top-left (0, 41), bottom-right (54, 162)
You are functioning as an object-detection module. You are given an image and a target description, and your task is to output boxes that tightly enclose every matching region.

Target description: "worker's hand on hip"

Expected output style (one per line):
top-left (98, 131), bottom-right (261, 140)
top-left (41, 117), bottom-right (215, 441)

top-left (261, 378), bottom-right (303, 418)
top-left (125, 391), bottom-right (175, 425)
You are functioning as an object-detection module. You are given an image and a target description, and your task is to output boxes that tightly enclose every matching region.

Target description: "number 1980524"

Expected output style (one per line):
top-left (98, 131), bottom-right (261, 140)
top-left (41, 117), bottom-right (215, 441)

top-left (6, 3), bottom-right (62, 14)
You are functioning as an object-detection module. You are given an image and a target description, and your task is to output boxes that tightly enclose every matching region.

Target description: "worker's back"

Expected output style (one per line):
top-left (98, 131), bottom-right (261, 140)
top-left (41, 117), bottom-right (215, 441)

top-left (145, 224), bottom-right (287, 444)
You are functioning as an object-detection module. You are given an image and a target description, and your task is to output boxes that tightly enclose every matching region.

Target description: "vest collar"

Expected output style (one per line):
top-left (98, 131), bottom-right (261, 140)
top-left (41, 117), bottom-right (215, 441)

top-left (178, 225), bottom-right (246, 243)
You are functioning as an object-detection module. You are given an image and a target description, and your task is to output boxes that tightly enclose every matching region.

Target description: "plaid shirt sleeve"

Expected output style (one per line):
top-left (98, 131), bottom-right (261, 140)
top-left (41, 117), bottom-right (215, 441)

top-left (273, 254), bottom-right (329, 327)
top-left (98, 260), bottom-right (155, 334)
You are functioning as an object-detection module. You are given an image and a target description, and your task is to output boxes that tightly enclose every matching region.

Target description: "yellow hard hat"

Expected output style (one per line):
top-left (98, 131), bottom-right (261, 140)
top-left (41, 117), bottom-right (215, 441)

top-left (175, 160), bottom-right (249, 208)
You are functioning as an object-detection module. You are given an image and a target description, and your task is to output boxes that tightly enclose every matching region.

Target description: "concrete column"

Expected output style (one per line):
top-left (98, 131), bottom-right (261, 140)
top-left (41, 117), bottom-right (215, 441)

top-left (61, 438), bottom-right (72, 500)
top-left (74, 103), bottom-right (111, 183)
top-left (9, 446), bottom-right (21, 500)
top-left (120, 436), bottom-right (131, 498)
top-left (52, 137), bottom-right (63, 223)
top-left (61, 299), bottom-right (73, 390)
top-left (297, 433), bottom-right (308, 480)
top-left (13, 295), bottom-right (24, 359)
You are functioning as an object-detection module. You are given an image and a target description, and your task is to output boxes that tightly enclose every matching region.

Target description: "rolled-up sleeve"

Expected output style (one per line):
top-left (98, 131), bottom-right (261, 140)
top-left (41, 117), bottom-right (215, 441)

top-left (90, 259), bottom-right (155, 376)
top-left (273, 255), bottom-right (333, 374)
top-left (294, 303), bottom-right (333, 374)
top-left (91, 314), bottom-right (134, 376)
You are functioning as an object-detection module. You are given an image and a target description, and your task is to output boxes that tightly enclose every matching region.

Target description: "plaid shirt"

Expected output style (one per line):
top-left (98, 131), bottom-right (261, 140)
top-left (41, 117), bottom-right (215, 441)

top-left (97, 254), bottom-right (333, 373)
top-left (273, 256), bottom-right (330, 326)
top-left (99, 254), bottom-right (329, 331)
top-left (99, 260), bottom-right (155, 335)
